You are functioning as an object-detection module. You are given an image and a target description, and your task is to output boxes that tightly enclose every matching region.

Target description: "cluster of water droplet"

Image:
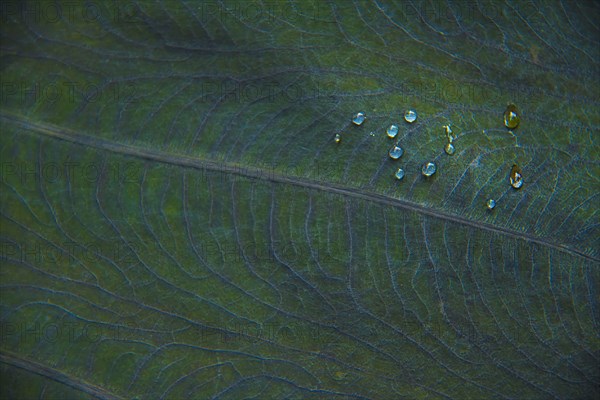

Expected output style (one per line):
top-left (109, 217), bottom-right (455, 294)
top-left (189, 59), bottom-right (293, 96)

top-left (336, 109), bottom-right (436, 182)
top-left (335, 104), bottom-right (525, 211)
top-left (387, 110), bottom-right (437, 180)
top-left (485, 104), bottom-right (524, 211)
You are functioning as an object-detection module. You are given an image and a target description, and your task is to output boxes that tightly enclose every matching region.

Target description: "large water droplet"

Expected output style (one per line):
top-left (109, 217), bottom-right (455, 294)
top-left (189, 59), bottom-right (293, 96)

top-left (395, 168), bottom-right (405, 180)
top-left (352, 112), bottom-right (366, 125)
top-left (334, 133), bottom-right (341, 143)
top-left (389, 145), bottom-right (403, 159)
top-left (444, 143), bottom-right (455, 155)
top-left (404, 110), bottom-right (417, 123)
top-left (422, 162), bottom-right (436, 177)
top-left (509, 164), bottom-right (523, 189)
top-left (387, 124), bottom-right (399, 138)
top-left (503, 104), bottom-right (520, 129)
top-left (487, 199), bottom-right (496, 210)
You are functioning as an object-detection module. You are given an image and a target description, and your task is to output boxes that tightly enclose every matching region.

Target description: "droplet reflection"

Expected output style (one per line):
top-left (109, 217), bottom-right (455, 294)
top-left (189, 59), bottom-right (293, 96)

top-left (389, 145), bottom-right (404, 160)
top-left (503, 104), bottom-right (520, 129)
top-left (404, 110), bottom-right (417, 123)
top-left (352, 112), bottom-right (366, 126)
top-left (422, 162), bottom-right (436, 177)
top-left (395, 168), bottom-right (405, 180)
top-left (509, 164), bottom-right (523, 189)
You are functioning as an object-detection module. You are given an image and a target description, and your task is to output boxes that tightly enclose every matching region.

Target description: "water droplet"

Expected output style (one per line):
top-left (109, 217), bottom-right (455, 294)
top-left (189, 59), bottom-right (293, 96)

top-left (352, 112), bottom-right (366, 125)
top-left (334, 133), bottom-right (341, 143)
top-left (333, 371), bottom-right (348, 380)
top-left (387, 124), bottom-right (399, 138)
top-left (422, 162), bottom-right (436, 177)
top-left (509, 164), bottom-right (523, 189)
top-left (487, 199), bottom-right (496, 210)
top-left (444, 143), bottom-right (455, 155)
top-left (443, 125), bottom-right (453, 142)
top-left (395, 168), bottom-right (405, 180)
top-left (404, 110), bottom-right (417, 123)
top-left (389, 145), bottom-right (403, 160)
top-left (503, 104), bottom-right (520, 129)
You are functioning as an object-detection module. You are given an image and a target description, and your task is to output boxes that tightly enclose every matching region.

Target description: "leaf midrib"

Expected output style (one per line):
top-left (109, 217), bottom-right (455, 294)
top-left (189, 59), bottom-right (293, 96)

top-left (2, 112), bottom-right (596, 263)
top-left (0, 351), bottom-right (123, 400)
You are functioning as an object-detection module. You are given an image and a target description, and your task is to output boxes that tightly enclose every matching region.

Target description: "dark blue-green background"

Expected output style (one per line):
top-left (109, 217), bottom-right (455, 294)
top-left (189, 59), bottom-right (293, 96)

top-left (1, 1), bottom-right (598, 399)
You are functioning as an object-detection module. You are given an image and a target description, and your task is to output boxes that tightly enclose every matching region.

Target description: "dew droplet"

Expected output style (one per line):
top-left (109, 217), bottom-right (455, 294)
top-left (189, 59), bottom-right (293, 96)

top-left (503, 104), bottom-right (520, 129)
top-left (389, 145), bottom-right (403, 160)
top-left (443, 125), bottom-right (453, 142)
top-left (352, 112), bottom-right (366, 125)
top-left (509, 164), bottom-right (523, 189)
top-left (422, 162), bottom-right (436, 177)
top-left (395, 168), bottom-right (405, 180)
top-left (487, 199), bottom-right (496, 210)
top-left (387, 124), bottom-right (399, 138)
top-left (404, 110), bottom-right (417, 123)
top-left (444, 143), bottom-right (455, 155)
top-left (334, 133), bottom-right (341, 143)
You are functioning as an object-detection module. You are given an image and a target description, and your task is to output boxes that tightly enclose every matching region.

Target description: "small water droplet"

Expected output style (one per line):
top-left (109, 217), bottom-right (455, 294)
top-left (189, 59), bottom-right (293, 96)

top-left (443, 125), bottom-right (453, 142)
top-left (352, 112), bottom-right (366, 125)
top-left (395, 168), bottom-right (405, 180)
top-left (503, 104), bottom-right (520, 129)
top-left (387, 124), bottom-right (399, 138)
top-left (487, 199), bottom-right (496, 210)
top-left (422, 162), bottom-right (436, 177)
top-left (404, 110), bottom-right (417, 123)
top-left (509, 164), bottom-right (523, 189)
top-left (444, 143), bottom-right (455, 155)
top-left (334, 133), bottom-right (341, 143)
top-left (389, 145), bottom-right (403, 159)
top-left (333, 371), bottom-right (348, 380)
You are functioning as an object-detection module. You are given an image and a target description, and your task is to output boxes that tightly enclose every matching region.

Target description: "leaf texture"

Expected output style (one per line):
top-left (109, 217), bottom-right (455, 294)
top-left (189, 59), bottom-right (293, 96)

top-left (1, 1), bottom-right (599, 399)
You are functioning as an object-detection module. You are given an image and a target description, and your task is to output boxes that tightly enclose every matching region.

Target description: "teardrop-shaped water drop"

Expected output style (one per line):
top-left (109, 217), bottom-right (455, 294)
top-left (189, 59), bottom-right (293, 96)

top-left (395, 168), bottom-right (405, 180)
top-left (503, 104), bottom-right (520, 129)
top-left (422, 162), bottom-right (436, 177)
top-left (389, 145), bottom-right (403, 160)
top-left (387, 124), bottom-right (399, 138)
top-left (404, 110), bottom-right (417, 123)
top-left (487, 199), bottom-right (496, 210)
top-left (444, 143), bottom-right (455, 155)
top-left (509, 164), bottom-right (523, 189)
top-left (334, 133), bottom-right (341, 143)
top-left (352, 112), bottom-right (366, 125)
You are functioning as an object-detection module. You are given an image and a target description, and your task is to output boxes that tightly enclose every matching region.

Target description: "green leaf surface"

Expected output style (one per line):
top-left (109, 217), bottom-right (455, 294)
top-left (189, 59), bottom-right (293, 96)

top-left (1, 1), bottom-right (599, 399)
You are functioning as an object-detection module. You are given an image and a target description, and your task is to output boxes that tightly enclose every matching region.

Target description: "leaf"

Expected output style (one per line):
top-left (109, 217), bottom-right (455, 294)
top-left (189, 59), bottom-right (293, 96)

top-left (1, 1), bottom-right (599, 399)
